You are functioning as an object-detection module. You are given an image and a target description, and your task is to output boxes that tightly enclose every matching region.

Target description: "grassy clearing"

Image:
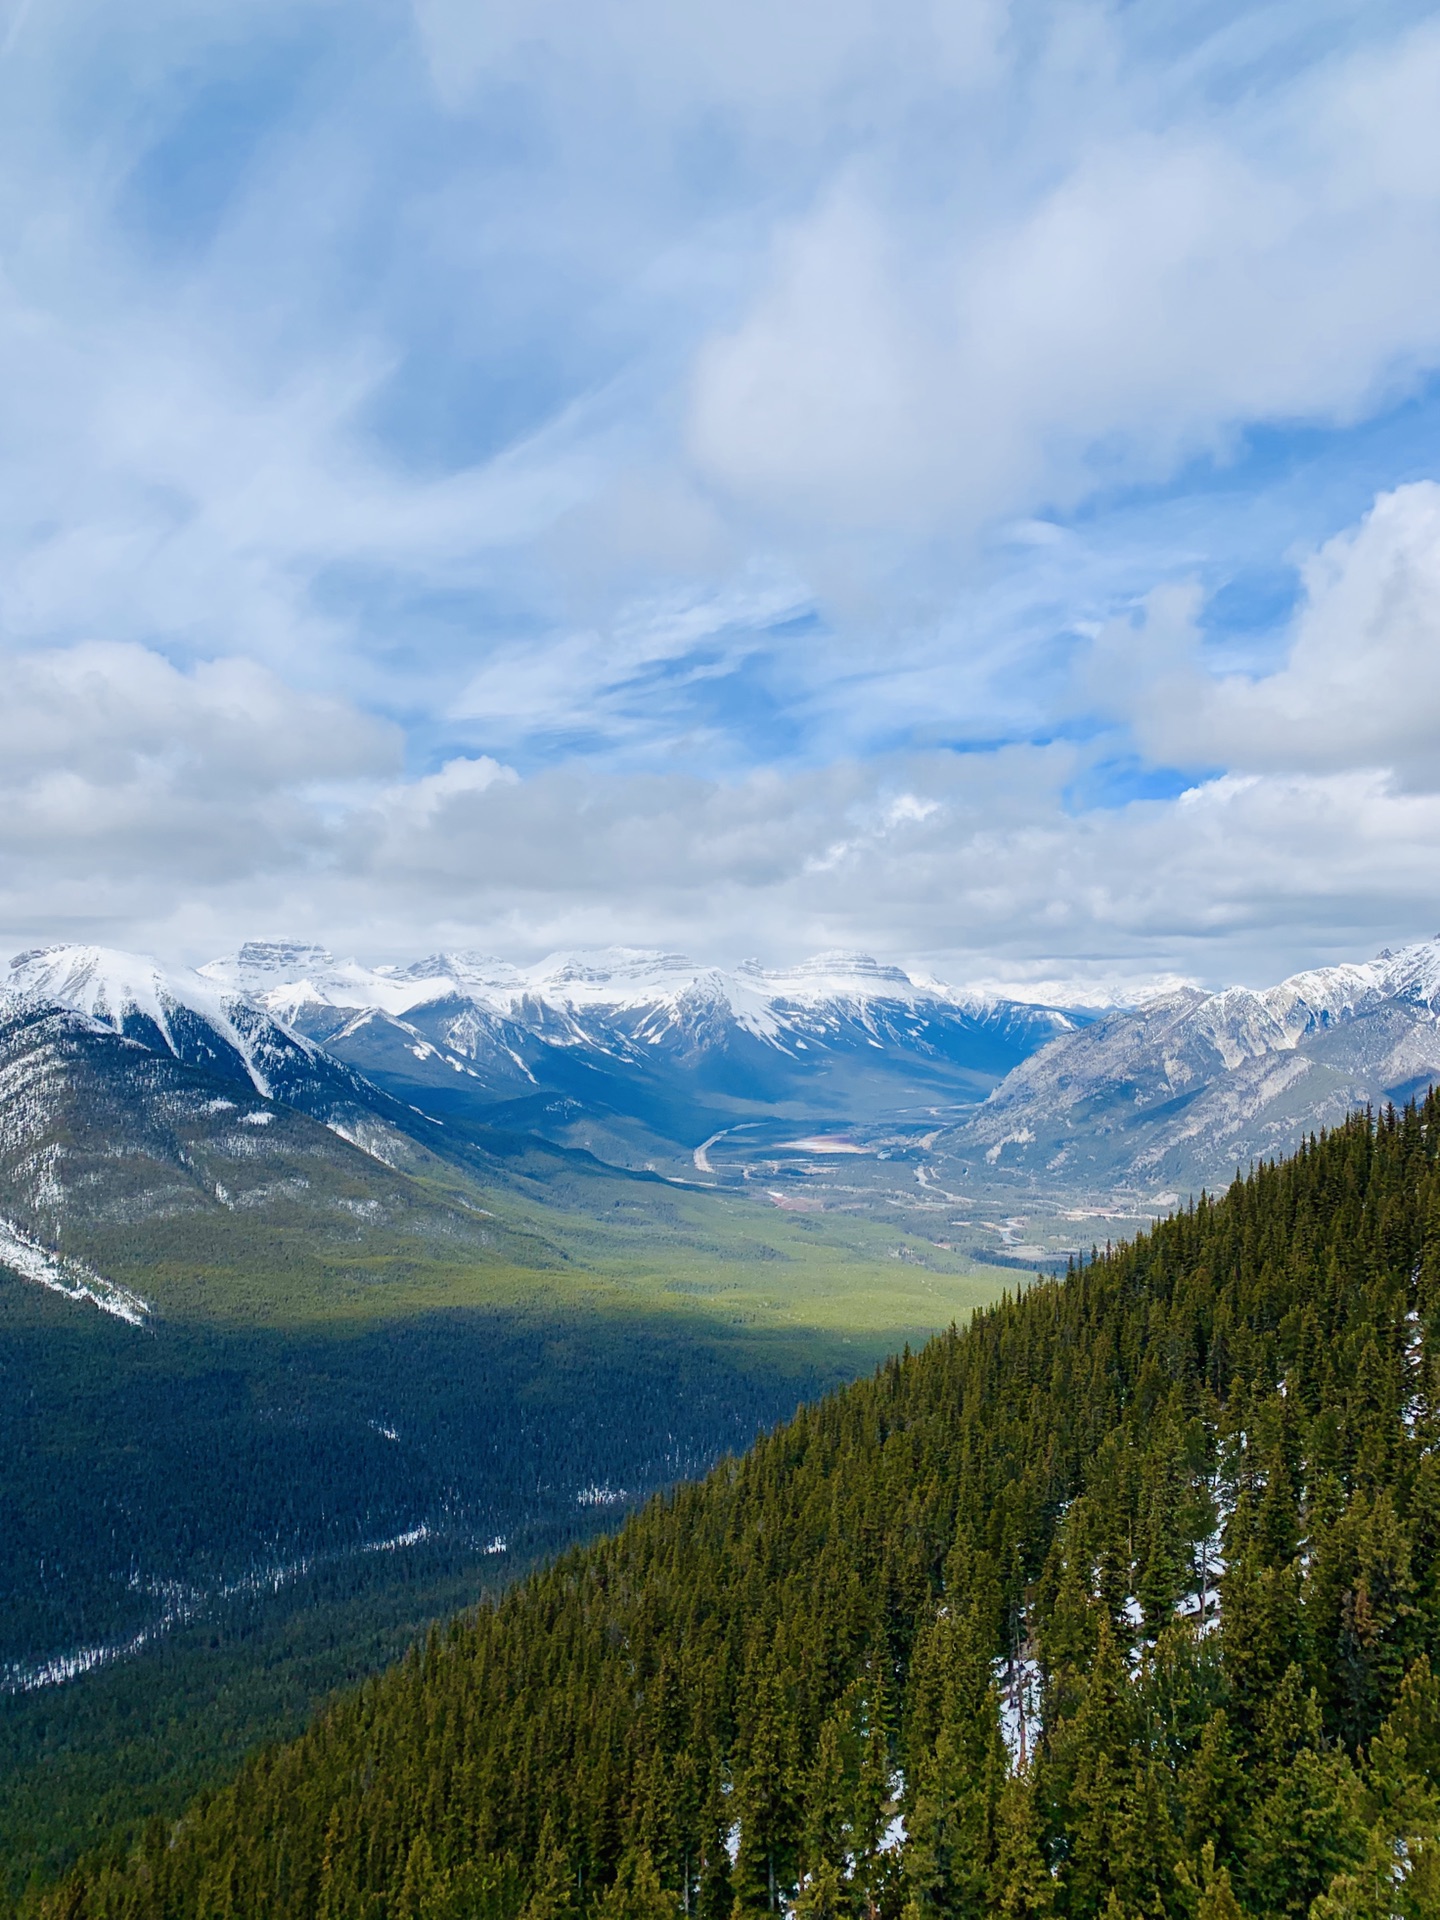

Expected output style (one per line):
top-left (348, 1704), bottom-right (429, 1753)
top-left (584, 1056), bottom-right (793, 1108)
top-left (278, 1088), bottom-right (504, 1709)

top-left (76, 1172), bottom-right (1013, 1342)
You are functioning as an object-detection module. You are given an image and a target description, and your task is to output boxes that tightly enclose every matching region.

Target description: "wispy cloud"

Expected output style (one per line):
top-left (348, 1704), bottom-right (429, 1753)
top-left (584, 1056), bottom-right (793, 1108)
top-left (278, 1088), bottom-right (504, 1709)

top-left (3, 1), bottom-right (1440, 985)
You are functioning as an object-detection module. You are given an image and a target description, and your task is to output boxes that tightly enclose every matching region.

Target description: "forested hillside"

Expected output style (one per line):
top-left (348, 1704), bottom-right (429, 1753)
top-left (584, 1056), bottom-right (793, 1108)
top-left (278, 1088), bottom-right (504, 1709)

top-left (34, 1102), bottom-right (1440, 1919)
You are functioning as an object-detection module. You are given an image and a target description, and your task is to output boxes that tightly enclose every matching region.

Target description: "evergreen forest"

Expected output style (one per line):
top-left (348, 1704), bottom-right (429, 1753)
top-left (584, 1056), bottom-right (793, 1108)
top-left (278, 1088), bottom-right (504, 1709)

top-left (30, 1101), bottom-right (1440, 1919)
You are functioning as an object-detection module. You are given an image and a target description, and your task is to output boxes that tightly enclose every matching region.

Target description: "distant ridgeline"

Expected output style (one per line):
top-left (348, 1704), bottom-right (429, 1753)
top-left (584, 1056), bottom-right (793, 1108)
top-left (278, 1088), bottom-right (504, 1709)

top-left (36, 1105), bottom-right (1440, 1920)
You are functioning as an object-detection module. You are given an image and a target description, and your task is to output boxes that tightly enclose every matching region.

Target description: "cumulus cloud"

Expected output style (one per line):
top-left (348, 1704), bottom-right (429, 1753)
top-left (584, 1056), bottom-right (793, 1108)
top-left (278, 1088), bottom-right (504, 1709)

top-left (319, 752), bottom-right (1440, 985)
top-left (5, 652), bottom-right (1439, 994)
top-left (0, 645), bottom-right (397, 913)
top-left (1097, 483), bottom-right (1440, 789)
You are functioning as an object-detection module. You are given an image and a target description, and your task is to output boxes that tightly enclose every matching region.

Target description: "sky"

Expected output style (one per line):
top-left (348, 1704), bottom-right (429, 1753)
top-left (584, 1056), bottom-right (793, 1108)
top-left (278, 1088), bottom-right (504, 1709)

top-left (3, 0), bottom-right (1440, 995)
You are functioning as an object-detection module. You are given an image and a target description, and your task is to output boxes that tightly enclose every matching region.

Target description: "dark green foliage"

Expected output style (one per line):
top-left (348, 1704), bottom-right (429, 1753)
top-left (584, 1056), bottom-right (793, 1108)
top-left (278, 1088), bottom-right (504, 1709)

top-left (0, 1297), bottom-right (843, 1893)
top-left (30, 1102), bottom-right (1440, 1918)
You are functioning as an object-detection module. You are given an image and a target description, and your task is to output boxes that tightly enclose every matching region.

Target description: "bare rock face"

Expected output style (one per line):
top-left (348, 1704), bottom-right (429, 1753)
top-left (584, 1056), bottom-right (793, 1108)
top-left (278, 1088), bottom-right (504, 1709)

top-left (943, 939), bottom-right (1440, 1191)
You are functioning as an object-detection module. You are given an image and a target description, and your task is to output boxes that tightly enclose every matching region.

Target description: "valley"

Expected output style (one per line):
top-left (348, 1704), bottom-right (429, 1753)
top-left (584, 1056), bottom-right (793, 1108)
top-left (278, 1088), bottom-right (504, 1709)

top-left (6, 930), bottom-right (1440, 1896)
top-left (0, 945), bottom-right (1028, 1893)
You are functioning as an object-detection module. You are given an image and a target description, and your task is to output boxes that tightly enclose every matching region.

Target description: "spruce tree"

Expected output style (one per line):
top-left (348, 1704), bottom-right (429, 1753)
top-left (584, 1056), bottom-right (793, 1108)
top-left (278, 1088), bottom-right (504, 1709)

top-left (989, 1773), bottom-right (1054, 1919)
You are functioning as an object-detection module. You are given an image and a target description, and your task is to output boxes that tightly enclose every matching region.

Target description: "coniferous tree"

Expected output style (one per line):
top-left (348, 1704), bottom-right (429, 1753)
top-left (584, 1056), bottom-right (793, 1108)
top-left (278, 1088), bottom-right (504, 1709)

top-left (990, 1773), bottom-right (1054, 1919)
top-left (31, 1102), bottom-right (1440, 1920)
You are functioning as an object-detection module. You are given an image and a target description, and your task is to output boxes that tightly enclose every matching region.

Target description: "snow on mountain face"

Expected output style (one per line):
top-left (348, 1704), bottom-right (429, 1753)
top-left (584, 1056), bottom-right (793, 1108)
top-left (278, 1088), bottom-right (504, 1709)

top-left (204, 941), bottom-right (1048, 1038)
top-left (8, 944), bottom-right (293, 1098)
top-left (3, 946), bottom-right (434, 1169)
top-left (193, 940), bottom-right (1084, 1143)
top-left (12, 945), bottom-right (243, 1038)
top-left (948, 937), bottom-right (1440, 1189)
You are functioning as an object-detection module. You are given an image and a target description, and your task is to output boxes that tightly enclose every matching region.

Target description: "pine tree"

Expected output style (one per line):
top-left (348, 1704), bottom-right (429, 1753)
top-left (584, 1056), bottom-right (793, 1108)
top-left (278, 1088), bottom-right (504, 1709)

top-left (1179, 1709), bottom-right (1245, 1867)
top-left (1056, 1620), bottom-right (1135, 1917)
top-left (593, 1848), bottom-right (673, 1920)
top-left (794, 1863), bottom-right (849, 1919)
top-left (1136, 1435), bottom-right (1186, 1639)
top-left (521, 1815), bottom-right (577, 1920)
top-left (731, 1664), bottom-right (796, 1916)
top-left (800, 1713), bottom-right (851, 1890)
top-left (989, 1773), bottom-right (1054, 1919)
top-left (849, 1669), bottom-right (900, 1920)
top-left (1240, 1669), bottom-right (1365, 1917)
top-left (1176, 1843), bottom-right (1243, 1920)
top-left (900, 1601), bottom-right (1007, 1918)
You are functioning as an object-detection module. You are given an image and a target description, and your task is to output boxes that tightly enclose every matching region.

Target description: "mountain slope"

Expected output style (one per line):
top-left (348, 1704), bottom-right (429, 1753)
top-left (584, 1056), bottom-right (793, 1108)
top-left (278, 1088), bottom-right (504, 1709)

top-left (201, 943), bottom-right (1082, 1166)
top-left (0, 996), bottom-right (572, 1329)
top-left (39, 1102), bottom-right (1440, 1920)
top-left (947, 936), bottom-right (1440, 1191)
top-left (5, 945), bottom-right (453, 1166)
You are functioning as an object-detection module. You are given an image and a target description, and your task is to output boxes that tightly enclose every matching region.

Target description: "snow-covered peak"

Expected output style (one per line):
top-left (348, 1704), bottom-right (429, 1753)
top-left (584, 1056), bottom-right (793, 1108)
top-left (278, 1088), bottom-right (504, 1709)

top-left (523, 948), bottom-right (713, 1004)
top-left (9, 945), bottom-right (237, 1033)
top-left (1100, 939), bottom-right (1440, 1070)
top-left (227, 940), bottom-right (336, 980)
top-left (1239, 938), bottom-right (1440, 1045)
top-left (1376, 936), bottom-right (1440, 1006)
top-left (976, 936), bottom-right (1440, 1146)
top-left (200, 939), bottom-right (988, 1026)
top-left (3, 943), bottom-right (311, 1100)
top-left (756, 952), bottom-right (987, 1010)
top-left (394, 952), bottom-right (525, 991)
top-left (200, 947), bottom-right (455, 1020)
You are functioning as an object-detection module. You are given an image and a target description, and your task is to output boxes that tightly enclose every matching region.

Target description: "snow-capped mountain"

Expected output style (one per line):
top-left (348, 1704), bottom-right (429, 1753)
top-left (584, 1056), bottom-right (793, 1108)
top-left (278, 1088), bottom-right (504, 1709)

top-left (945, 937), bottom-right (1440, 1190)
top-left (203, 940), bottom-right (1070, 1037)
top-left (0, 947), bottom-right (587, 1320)
top-left (3, 944), bottom-right (442, 1167)
top-left (18, 934), bottom-right (1440, 1204)
top-left (198, 941), bottom-right (1083, 1154)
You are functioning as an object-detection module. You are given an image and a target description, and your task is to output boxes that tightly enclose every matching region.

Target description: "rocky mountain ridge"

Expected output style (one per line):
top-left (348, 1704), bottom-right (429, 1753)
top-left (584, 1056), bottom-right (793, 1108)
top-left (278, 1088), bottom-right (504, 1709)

top-left (947, 935), bottom-right (1440, 1189)
top-left (12, 934), bottom-right (1440, 1234)
top-left (190, 941), bottom-right (1085, 1161)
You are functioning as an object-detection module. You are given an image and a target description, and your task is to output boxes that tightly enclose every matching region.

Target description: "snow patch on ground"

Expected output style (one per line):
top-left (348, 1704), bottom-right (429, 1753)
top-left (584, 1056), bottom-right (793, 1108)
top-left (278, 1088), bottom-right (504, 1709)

top-left (576, 1484), bottom-right (629, 1508)
top-left (0, 1217), bottom-right (149, 1324)
top-left (996, 1655), bottom-right (1042, 1771)
top-left (985, 1129), bottom-right (1035, 1165)
top-left (364, 1524), bottom-right (431, 1553)
top-left (3, 1518), bottom-right (445, 1693)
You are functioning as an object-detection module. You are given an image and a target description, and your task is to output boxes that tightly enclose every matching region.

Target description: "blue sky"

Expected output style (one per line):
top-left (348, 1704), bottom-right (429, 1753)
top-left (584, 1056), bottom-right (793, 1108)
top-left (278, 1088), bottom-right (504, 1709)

top-left (3, 0), bottom-right (1440, 992)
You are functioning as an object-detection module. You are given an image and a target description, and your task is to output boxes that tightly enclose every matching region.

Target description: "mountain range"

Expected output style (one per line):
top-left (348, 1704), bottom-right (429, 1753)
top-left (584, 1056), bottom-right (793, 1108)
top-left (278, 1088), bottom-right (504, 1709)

top-left (946, 935), bottom-right (1440, 1192)
top-left (197, 940), bottom-right (1080, 1165)
top-left (8, 933), bottom-right (1440, 1272)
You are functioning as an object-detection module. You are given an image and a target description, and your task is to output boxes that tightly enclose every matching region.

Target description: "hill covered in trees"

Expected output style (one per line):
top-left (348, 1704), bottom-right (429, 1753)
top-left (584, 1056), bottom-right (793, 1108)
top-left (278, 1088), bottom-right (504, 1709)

top-left (31, 1102), bottom-right (1440, 1919)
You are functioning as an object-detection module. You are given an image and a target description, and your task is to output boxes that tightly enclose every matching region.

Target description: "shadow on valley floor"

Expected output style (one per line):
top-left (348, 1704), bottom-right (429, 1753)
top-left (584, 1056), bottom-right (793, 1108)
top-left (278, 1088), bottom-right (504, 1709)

top-left (0, 1276), bottom-right (931, 1893)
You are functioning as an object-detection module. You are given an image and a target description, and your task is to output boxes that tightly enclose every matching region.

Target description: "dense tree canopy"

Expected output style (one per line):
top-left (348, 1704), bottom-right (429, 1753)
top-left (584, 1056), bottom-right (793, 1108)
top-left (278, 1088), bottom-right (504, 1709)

top-left (35, 1102), bottom-right (1440, 1918)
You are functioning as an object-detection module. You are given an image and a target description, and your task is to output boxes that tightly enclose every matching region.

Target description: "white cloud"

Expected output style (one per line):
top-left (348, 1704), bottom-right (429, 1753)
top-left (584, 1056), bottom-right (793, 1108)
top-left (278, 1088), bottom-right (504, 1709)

top-left (0, 642), bottom-right (395, 786)
top-left (0, 644), bottom-right (396, 898)
top-left (378, 755), bottom-right (518, 823)
top-left (688, 18), bottom-right (1440, 533)
top-left (8, 665), bottom-right (1439, 994)
top-left (1103, 483), bottom-right (1440, 788)
top-left (2, 4), bottom-right (1440, 994)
